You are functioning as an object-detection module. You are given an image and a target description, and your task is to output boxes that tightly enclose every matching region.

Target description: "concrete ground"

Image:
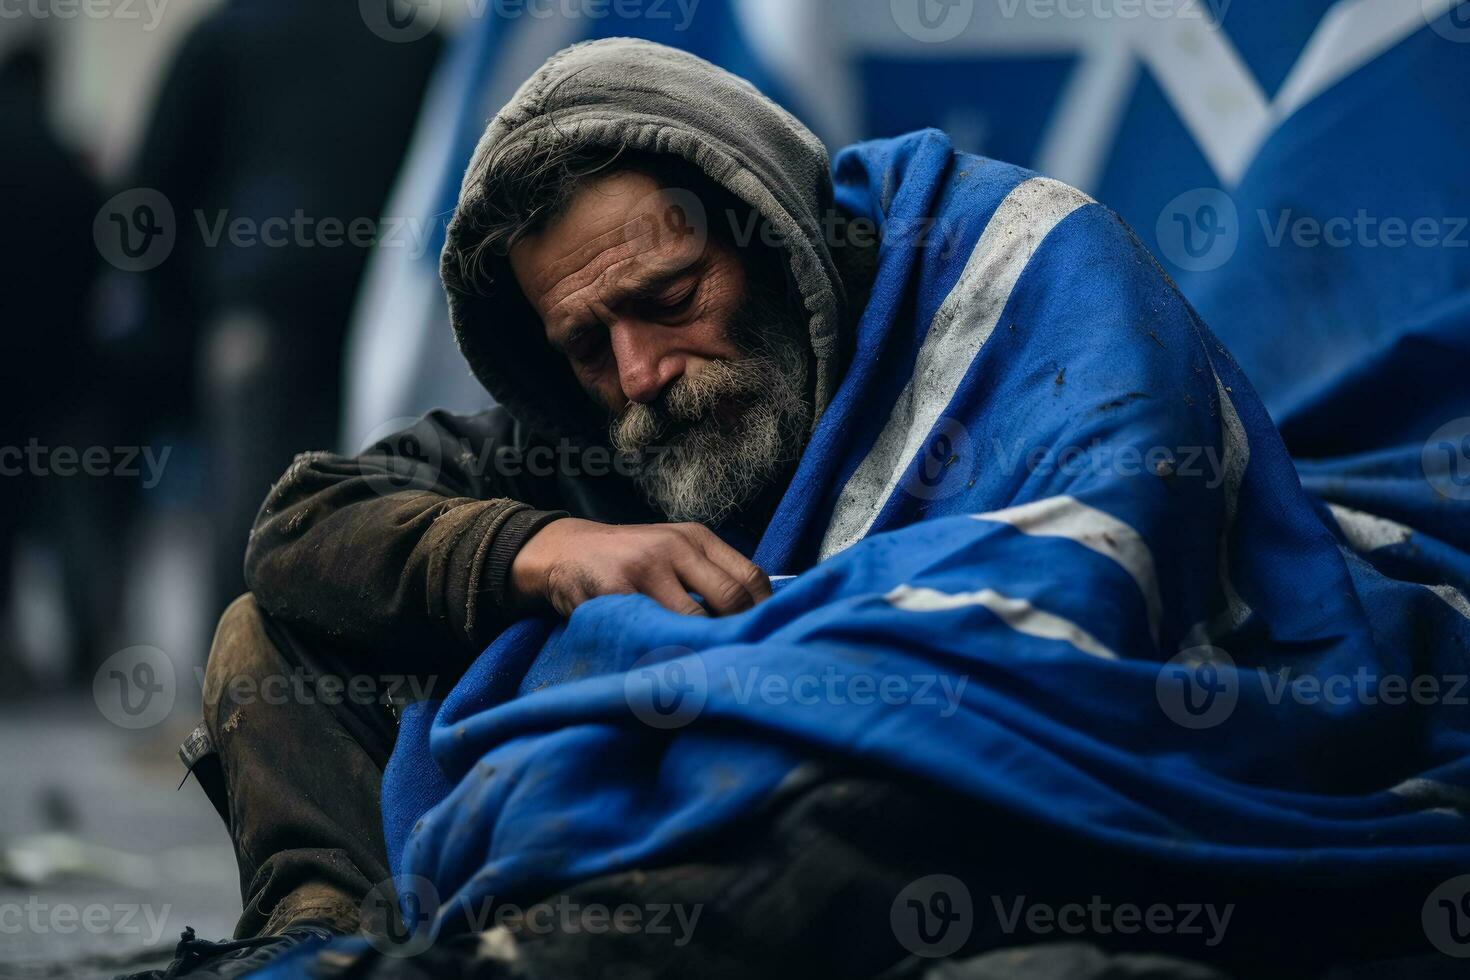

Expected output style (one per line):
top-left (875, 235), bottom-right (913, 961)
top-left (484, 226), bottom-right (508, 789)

top-left (1, 696), bottom-right (240, 979)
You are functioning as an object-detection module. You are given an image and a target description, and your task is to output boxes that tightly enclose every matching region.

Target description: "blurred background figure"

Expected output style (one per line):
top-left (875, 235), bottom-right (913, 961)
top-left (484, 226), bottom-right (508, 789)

top-left (0, 27), bottom-right (105, 688)
top-left (120, 0), bottom-right (442, 623)
top-left (3, 6), bottom-right (442, 976)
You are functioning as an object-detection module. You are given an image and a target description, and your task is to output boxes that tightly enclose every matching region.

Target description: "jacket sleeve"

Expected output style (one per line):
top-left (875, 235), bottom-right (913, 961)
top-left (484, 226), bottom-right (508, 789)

top-left (243, 409), bottom-right (567, 663)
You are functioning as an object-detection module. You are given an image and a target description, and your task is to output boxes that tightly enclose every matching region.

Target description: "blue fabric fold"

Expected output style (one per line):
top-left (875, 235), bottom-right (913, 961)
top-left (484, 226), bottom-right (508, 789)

top-left (380, 130), bottom-right (1470, 943)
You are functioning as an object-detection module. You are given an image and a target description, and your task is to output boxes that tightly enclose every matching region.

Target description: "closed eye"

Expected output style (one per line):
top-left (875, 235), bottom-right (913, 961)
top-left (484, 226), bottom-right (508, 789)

top-left (564, 324), bottom-right (609, 367)
top-left (641, 281), bottom-right (699, 322)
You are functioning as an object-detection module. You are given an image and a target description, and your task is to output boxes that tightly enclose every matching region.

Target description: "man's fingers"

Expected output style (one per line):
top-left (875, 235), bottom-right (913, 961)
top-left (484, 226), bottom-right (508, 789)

top-left (644, 572), bottom-right (709, 618)
top-left (537, 523), bottom-right (769, 619)
top-left (678, 524), bottom-right (772, 606)
top-left (672, 552), bottom-right (755, 617)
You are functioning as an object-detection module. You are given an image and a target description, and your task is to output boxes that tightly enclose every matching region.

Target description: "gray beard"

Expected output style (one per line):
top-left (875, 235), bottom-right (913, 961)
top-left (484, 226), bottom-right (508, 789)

top-left (611, 315), bottom-right (812, 526)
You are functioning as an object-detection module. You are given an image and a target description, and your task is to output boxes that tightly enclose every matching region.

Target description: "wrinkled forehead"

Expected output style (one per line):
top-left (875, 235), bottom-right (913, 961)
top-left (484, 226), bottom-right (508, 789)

top-left (509, 170), bottom-right (713, 317)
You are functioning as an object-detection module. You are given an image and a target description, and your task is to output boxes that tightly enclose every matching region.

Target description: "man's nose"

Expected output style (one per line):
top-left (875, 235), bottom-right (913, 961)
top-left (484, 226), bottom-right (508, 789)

top-left (610, 323), bottom-right (685, 404)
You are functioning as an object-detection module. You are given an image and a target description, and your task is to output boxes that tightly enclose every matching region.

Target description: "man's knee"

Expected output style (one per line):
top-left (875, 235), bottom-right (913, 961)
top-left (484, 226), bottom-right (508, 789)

top-left (203, 593), bottom-right (287, 731)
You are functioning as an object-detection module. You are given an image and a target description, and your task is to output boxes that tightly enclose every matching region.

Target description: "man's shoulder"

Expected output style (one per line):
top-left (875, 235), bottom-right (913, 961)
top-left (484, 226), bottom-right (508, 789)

top-left (837, 130), bottom-right (1139, 286)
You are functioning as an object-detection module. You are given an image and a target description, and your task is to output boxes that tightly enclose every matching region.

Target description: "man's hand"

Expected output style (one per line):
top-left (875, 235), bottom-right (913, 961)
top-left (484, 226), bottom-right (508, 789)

top-left (509, 518), bottom-right (772, 618)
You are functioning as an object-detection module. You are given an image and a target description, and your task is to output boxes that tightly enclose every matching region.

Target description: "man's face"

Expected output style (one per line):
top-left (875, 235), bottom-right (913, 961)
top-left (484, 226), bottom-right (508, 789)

top-left (509, 170), bottom-right (812, 525)
top-left (509, 170), bottom-right (744, 410)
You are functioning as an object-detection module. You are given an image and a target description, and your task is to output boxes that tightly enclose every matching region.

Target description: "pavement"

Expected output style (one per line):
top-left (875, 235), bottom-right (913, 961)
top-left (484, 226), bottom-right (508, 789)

top-left (0, 696), bottom-right (240, 979)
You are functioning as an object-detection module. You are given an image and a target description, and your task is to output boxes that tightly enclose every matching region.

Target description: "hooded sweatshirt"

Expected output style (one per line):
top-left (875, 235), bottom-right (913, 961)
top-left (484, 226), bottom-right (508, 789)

top-left (441, 37), bottom-right (852, 437)
top-left (244, 39), bottom-right (872, 666)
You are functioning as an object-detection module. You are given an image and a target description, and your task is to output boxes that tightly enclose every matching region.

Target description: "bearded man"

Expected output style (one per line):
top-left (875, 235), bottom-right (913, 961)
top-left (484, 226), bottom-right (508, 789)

top-left (145, 38), bottom-right (1470, 980)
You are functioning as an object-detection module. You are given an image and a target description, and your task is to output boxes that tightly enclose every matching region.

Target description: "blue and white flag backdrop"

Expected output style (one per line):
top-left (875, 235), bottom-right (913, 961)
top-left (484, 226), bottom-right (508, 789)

top-left (342, 0), bottom-right (1470, 469)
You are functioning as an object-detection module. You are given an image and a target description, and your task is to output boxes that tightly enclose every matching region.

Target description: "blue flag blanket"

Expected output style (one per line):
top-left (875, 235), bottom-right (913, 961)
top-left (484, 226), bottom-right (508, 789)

top-left (381, 132), bottom-right (1470, 944)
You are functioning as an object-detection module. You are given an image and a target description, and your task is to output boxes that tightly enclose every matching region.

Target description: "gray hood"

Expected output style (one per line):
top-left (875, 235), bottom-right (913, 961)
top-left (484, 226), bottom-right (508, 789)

top-left (440, 37), bottom-right (847, 437)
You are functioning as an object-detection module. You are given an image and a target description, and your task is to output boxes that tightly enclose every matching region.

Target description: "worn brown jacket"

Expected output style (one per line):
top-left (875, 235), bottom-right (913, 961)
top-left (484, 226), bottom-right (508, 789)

top-left (244, 409), bottom-right (654, 670)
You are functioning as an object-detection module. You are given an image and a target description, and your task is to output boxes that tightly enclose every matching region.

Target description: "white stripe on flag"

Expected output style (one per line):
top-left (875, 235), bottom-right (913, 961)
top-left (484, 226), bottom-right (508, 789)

top-left (1323, 507), bottom-right (1470, 621)
top-left (1182, 374), bottom-right (1253, 648)
top-left (886, 584), bottom-right (1118, 661)
top-left (820, 177), bottom-right (1092, 560)
top-left (1389, 777), bottom-right (1470, 818)
top-left (974, 495), bottom-right (1162, 647)
top-left (1426, 584), bottom-right (1470, 622)
top-left (1327, 503), bottom-right (1414, 553)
